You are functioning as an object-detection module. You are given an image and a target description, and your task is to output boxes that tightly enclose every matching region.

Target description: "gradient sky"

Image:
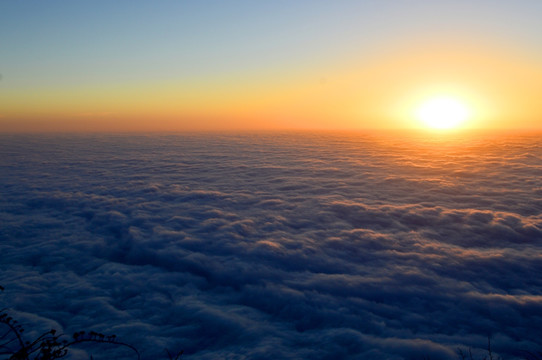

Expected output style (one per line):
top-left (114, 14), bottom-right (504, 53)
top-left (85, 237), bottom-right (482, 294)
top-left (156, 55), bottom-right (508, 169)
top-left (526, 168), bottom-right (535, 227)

top-left (1, 0), bottom-right (541, 132)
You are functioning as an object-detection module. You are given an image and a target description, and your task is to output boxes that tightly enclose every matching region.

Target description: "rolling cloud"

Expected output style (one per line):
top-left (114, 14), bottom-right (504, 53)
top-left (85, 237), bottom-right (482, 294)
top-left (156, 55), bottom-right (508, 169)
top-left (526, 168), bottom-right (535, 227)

top-left (1, 131), bottom-right (541, 359)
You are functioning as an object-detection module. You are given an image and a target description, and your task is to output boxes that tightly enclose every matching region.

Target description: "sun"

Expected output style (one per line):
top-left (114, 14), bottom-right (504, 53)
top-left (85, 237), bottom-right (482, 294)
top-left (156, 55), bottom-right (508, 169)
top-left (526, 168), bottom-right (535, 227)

top-left (415, 96), bottom-right (471, 129)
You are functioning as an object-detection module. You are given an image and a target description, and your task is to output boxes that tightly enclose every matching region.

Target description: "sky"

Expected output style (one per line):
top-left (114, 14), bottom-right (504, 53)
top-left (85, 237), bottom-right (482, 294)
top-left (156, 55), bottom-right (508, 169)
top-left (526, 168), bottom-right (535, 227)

top-left (1, 0), bottom-right (542, 131)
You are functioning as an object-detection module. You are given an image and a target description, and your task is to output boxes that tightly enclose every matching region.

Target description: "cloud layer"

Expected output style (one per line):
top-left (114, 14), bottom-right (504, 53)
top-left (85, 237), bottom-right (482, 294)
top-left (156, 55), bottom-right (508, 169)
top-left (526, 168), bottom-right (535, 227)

top-left (1, 131), bottom-right (541, 359)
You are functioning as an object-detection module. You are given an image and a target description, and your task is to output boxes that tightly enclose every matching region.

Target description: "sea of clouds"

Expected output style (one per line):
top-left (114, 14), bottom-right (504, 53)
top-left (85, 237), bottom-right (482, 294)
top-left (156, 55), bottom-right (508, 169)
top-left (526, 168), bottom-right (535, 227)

top-left (1, 131), bottom-right (541, 360)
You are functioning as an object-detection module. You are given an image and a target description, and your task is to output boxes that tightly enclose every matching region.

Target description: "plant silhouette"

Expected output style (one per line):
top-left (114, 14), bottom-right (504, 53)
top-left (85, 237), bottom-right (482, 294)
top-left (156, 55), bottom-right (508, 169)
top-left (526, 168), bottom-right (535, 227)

top-left (0, 286), bottom-right (183, 360)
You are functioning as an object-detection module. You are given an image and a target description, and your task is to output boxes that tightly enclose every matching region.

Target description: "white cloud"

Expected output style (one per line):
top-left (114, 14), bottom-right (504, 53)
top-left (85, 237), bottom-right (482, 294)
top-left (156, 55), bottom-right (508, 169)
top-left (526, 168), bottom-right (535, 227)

top-left (0, 132), bottom-right (541, 359)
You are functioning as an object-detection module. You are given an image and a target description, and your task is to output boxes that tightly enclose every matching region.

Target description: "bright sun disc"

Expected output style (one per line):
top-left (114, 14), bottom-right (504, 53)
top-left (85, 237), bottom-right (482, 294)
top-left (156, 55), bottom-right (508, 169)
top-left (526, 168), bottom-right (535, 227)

top-left (416, 96), bottom-right (470, 129)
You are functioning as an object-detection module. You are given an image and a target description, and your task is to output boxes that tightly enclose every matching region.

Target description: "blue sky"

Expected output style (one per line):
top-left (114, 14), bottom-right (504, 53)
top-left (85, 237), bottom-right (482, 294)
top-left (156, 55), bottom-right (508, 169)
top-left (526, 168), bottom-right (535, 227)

top-left (3, 0), bottom-right (540, 87)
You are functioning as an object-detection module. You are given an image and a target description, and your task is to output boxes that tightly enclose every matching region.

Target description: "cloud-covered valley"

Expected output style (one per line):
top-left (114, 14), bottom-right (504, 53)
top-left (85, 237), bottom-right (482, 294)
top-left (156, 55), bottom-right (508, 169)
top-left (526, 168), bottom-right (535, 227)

top-left (1, 131), bottom-right (541, 359)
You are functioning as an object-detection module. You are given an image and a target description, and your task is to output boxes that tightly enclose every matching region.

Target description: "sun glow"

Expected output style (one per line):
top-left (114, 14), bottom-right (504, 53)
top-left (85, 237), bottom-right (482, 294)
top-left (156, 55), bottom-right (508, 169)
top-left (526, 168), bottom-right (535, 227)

top-left (416, 96), bottom-right (471, 129)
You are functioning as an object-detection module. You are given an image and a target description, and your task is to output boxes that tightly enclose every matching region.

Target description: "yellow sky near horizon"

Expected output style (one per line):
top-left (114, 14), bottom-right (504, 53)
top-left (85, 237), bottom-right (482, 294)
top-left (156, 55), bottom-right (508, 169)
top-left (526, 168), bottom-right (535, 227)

top-left (2, 42), bottom-right (540, 133)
